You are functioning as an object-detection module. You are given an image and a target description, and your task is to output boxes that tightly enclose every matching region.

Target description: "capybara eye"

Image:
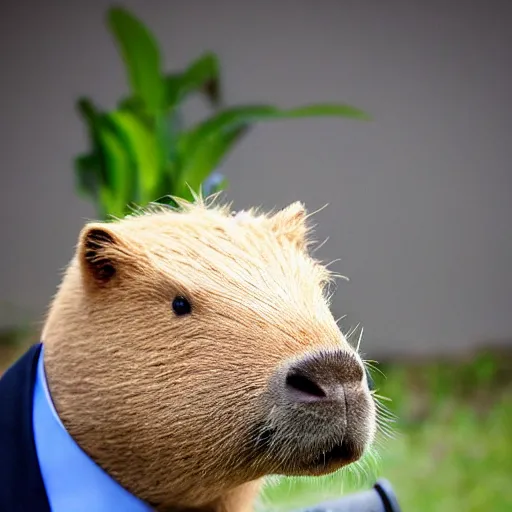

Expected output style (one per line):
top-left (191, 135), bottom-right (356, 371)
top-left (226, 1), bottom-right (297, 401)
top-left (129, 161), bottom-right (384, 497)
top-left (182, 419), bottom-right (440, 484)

top-left (172, 296), bottom-right (191, 316)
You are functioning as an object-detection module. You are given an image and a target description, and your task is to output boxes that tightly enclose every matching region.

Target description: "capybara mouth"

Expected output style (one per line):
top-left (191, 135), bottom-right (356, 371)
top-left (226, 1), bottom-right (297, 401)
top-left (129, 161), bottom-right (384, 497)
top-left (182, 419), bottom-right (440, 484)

top-left (306, 440), bottom-right (363, 474)
top-left (250, 421), bottom-right (364, 476)
top-left (269, 439), bottom-right (364, 477)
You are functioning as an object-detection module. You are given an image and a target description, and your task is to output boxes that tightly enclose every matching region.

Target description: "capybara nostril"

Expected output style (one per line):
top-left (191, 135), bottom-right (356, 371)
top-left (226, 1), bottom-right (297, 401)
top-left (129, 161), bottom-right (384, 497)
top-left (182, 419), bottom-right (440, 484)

top-left (285, 370), bottom-right (327, 402)
top-left (283, 350), bottom-right (365, 404)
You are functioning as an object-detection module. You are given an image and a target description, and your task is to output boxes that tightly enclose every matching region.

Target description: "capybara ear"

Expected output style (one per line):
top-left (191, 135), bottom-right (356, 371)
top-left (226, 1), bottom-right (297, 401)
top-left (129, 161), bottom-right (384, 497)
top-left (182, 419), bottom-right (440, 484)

top-left (78, 224), bottom-right (122, 285)
top-left (268, 201), bottom-right (309, 250)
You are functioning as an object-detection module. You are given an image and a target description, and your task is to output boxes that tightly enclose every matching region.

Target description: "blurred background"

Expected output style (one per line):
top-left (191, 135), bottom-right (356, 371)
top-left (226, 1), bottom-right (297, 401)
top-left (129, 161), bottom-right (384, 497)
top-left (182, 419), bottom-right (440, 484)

top-left (1, 1), bottom-right (511, 511)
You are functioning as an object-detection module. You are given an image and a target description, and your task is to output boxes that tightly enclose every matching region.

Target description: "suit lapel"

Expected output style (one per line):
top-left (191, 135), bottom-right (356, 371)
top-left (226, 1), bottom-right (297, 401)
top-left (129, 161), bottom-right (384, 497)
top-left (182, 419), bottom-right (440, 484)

top-left (0, 343), bottom-right (51, 512)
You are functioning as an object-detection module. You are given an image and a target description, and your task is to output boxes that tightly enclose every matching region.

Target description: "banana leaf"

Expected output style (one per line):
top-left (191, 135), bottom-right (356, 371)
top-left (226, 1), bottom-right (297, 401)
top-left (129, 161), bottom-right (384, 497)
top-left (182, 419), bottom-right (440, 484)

top-left (178, 125), bottom-right (247, 200)
top-left (108, 7), bottom-right (165, 114)
top-left (178, 103), bottom-right (370, 157)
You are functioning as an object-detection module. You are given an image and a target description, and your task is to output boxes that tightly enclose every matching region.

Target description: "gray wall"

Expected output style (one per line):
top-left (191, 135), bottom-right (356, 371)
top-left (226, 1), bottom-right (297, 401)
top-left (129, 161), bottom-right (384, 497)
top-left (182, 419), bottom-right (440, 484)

top-left (1, 0), bottom-right (511, 357)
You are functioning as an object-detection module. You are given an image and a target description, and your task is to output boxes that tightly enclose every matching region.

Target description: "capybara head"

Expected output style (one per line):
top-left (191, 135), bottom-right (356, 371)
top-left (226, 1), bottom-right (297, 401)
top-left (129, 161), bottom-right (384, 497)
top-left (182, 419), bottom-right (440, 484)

top-left (42, 198), bottom-right (377, 511)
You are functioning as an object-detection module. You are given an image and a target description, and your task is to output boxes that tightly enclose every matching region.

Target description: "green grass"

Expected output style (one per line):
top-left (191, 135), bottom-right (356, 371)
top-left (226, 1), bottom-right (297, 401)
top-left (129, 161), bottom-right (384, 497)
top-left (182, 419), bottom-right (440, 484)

top-left (258, 348), bottom-right (512, 512)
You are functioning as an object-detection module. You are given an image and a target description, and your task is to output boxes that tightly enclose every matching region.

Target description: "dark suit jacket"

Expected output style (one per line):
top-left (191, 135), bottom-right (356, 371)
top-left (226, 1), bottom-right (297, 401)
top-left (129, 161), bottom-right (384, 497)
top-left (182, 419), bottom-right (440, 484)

top-left (0, 343), bottom-right (51, 512)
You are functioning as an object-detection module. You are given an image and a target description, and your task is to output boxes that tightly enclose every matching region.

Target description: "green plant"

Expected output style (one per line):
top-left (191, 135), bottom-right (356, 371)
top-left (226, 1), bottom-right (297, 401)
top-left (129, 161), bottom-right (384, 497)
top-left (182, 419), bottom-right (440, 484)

top-left (75, 6), bottom-right (370, 220)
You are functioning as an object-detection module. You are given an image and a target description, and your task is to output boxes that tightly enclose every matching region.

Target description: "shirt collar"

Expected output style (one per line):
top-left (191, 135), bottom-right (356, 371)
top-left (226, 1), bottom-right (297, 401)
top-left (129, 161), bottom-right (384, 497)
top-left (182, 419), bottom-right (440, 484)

top-left (32, 344), bottom-right (154, 512)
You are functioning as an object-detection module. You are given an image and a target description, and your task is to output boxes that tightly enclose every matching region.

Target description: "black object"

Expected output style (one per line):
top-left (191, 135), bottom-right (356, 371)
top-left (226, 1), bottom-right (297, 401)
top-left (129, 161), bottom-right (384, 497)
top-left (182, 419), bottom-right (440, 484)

top-left (299, 479), bottom-right (401, 512)
top-left (0, 343), bottom-right (52, 511)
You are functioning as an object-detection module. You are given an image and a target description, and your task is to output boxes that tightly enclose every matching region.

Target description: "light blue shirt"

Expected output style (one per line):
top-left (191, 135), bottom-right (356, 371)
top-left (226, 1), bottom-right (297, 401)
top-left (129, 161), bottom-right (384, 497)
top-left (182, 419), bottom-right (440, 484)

top-left (32, 345), bottom-right (154, 512)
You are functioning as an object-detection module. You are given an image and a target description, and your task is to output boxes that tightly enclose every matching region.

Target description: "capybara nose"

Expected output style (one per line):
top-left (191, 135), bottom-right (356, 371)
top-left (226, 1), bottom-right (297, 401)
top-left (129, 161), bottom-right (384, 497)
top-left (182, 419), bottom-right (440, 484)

top-left (284, 350), bottom-right (365, 403)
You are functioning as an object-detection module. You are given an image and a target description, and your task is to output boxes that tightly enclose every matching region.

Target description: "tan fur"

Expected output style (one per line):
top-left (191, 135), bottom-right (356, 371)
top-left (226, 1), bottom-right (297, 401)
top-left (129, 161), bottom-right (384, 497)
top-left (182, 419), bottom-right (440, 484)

top-left (41, 197), bottom-right (376, 512)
